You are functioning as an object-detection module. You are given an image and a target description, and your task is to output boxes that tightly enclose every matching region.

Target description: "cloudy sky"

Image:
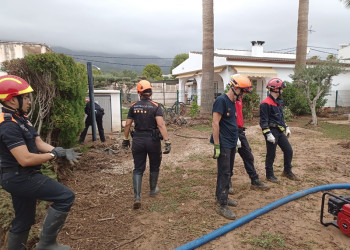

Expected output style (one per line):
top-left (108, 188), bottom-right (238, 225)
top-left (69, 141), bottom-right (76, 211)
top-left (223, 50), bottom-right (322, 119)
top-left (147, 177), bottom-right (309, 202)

top-left (1, 0), bottom-right (349, 58)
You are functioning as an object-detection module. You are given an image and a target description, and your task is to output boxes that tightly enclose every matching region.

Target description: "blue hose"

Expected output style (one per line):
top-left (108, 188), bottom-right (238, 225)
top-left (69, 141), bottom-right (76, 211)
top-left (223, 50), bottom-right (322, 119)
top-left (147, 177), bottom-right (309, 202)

top-left (174, 183), bottom-right (350, 250)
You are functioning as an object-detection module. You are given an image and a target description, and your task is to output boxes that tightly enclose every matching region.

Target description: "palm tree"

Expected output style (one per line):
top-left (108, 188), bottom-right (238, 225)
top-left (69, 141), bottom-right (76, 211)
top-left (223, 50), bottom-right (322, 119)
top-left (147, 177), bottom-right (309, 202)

top-left (295, 0), bottom-right (309, 72)
top-left (201, 0), bottom-right (214, 114)
top-left (340, 0), bottom-right (350, 8)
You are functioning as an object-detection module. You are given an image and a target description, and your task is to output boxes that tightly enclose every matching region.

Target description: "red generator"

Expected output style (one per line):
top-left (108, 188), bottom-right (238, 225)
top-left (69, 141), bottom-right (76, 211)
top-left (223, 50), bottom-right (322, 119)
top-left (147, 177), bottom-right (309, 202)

top-left (320, 192), bottom-right (350, 236)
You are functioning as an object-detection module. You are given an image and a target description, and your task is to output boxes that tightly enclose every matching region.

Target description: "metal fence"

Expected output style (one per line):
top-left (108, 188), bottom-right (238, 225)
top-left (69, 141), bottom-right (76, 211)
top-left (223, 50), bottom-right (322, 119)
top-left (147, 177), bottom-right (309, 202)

top-left (325, 90), bottom-right (350, 108)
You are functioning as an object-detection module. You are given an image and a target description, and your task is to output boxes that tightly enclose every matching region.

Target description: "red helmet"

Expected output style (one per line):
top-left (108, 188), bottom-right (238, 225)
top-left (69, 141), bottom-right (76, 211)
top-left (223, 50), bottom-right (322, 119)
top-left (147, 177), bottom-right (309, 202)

top-left (266, 78), bottom-right (286, 90)
top-left (0, 75), bottom-right (34, 101)
top-left (229, 74), bottom-right (252, 93)
top-left (137, 80), bottom-right (152, 94)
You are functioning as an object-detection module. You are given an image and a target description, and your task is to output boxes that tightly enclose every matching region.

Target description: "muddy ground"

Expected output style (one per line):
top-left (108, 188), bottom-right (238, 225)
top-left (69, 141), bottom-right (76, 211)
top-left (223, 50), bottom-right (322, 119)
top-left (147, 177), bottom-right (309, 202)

top-left (3, 116), bottom-right (350, 250)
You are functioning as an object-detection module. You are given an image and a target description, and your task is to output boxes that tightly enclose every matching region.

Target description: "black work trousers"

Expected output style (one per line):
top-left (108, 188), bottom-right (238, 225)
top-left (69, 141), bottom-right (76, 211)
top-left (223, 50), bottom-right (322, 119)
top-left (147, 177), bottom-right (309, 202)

top-left (0, 170), bottom-right (75, 233)
top-left (79, 113), bottom-right (105, 142)
top-left (265, 127), bottom-right (293, 176)
top-left (237, 130), bottom-right (259, 181)
top-left (132, 137), bottom-right (162, 175)
top-left (216, 147), bottom-right (236, 206)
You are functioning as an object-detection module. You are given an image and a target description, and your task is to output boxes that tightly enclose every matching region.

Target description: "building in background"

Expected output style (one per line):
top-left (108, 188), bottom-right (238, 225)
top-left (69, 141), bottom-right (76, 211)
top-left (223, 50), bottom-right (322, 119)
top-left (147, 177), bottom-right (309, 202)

top-left (172, 41), bottom-right (350, 108)
top-left (0, 41), bottom-right (51, 76)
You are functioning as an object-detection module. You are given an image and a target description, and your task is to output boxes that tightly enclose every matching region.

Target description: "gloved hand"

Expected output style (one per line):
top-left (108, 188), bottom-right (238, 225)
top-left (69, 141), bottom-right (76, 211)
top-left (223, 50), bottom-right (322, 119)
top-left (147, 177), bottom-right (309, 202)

top-left (51, 147), bottom-right (81, 165)
top-left (51, 147), bottom-right (66, 158)
top-left (286, 126), bottom-right (291, 138)
top-left (213, 144), bottom-right (220, 159)
top-left (163, 140), bottom-right (171, 154)
top-left (266, 133), bottom-right (276, 144)
top-left (65, 148), bottom-right (81, 165)
top-left (237, 138), bottom-right (242, 148)
top-left (122, 139), bottom-right (130, 149)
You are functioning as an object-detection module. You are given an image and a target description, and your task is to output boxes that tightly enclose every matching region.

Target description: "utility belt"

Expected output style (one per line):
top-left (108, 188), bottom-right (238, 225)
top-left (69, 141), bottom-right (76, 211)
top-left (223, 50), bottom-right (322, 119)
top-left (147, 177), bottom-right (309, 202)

top-left (269, 123), bottom-right (286, 132)
top-left (131, 129), bottom-right (163, 140)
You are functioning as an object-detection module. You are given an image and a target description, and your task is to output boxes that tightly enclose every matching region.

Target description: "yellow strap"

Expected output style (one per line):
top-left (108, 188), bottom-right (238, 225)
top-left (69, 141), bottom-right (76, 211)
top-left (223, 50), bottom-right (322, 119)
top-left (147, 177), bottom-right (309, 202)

top-left (262, 129), bottom-right (270, 134)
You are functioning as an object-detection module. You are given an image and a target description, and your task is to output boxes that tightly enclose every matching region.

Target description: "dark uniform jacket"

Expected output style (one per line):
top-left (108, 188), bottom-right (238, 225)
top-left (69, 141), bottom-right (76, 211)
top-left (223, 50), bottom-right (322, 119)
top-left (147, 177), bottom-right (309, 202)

top-left (259, 94), bottom-right (287, 131)
top-left (0, 109), bottom-right (40, 172)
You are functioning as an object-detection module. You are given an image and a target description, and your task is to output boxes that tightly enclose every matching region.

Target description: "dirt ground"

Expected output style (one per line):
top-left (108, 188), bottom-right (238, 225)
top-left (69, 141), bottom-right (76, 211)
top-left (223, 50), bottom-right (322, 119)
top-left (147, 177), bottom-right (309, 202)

top-left (21, 116), bottom-right (350, 249)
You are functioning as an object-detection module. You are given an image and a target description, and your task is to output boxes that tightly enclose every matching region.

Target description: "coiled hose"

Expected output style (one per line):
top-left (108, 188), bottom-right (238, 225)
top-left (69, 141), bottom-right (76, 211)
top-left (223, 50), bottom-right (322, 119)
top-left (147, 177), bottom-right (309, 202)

top-left (174, 183), bottom-right (350, 250)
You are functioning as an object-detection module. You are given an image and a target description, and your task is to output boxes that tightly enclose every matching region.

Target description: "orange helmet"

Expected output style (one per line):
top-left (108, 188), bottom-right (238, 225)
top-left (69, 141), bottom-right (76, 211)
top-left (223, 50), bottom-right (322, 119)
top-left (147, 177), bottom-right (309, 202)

top-left (229, 74), bottom-right (252, 93)
top-left (0, 75), bottom-right (34, 101)
top-left (137, 80), bottom-right (152, 94)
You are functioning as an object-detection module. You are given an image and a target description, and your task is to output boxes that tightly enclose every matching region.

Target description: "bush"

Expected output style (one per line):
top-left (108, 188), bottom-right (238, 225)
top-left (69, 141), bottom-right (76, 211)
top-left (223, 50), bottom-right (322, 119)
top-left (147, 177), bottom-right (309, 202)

top-left (242, 92), bottom-right (260, 119)
top-left (281, 82), bottom-right (309, 115)
top-left (190, 95), bottom-right (199, 118)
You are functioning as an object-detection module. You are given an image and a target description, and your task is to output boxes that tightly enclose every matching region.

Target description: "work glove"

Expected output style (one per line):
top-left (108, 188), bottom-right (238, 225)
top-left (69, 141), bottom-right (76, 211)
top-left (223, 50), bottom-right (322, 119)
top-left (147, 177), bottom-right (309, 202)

top-left (213, 144), bottom-right (220, 159)
top-left (266, 133), bottom-right (276, 144)
top-left (237, 138), bottom-right (242, 148)
top-left (285, 126), bottom-right (291, 138)
top-left (122, 139), bottom-right (130, 149)
top-left (163, 140), bottom-right (171, 154)
top-left (51, 147), bottom-right (81, 165)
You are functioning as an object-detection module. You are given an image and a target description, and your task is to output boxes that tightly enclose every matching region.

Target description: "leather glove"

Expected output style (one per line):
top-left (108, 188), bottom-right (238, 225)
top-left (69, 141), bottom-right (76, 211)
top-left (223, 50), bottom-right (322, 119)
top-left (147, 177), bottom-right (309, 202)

top-left (285, 127), bottom-right (291, 138)
top-left (266, 133), bottom-right (276, 144)
top-left (163, 140), bottom-right (171, 154)
top-left (237, 138), bottom-right (242, 148)
top-left (122, 139), bottom-right (130, 149)
top-left (213, 144), bottom-right (220, 159)
top-left (51, 147), bottom-right (81, 165)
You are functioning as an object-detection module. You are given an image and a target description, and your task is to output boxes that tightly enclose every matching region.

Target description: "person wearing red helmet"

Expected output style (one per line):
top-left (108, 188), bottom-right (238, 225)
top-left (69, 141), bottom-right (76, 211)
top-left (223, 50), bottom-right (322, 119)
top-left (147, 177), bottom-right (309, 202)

top-left (0, 75), bottom-right (79, 249)
top-left (229, 75), bottom-right (270, 192)
top-left (122, 80), bottom-right (170, 209)
top-left (260, 78), bottom-right (300, 183)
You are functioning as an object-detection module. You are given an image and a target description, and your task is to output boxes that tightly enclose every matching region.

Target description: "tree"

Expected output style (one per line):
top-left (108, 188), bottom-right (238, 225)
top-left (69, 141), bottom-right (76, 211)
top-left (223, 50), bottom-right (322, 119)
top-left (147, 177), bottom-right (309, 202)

top-left (201, 0), bottom-right (215, 114)
top-left (295, 0), bottom-right (309, 72)
top-left (340, 0), bottom-right (350, 8)
top-left (142, 64), bottom-right (163, 81)
top-left (290, 59), bottom-right (344, 125)
top-left (170, 53), bottom-right (189, 74)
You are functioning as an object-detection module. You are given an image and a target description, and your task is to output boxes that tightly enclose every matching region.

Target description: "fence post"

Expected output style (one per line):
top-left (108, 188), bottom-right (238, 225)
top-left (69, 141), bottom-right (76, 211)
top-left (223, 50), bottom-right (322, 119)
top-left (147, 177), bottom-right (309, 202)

top-left (176, 90), bottom-right (179, 114)
top-left (335, 90), bottom-right (338, 110)
top-left (87, 62), bottom-right (97, 141)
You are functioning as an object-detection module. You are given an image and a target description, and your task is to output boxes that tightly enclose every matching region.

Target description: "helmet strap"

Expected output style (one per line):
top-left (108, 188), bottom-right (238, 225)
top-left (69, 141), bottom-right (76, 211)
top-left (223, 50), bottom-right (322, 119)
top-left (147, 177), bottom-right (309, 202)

top-left (16, 96), bottom-right (25, 115)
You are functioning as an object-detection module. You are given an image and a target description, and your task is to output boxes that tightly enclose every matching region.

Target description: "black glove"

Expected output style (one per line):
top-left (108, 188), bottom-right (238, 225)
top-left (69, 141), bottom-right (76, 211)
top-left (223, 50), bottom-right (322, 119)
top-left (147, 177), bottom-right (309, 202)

top-left (163, 140), bottom-right (171, 154)
top-left (51, 147), bottom-right (81, 165)
top-left (122, 139), bottom-right (130, 149)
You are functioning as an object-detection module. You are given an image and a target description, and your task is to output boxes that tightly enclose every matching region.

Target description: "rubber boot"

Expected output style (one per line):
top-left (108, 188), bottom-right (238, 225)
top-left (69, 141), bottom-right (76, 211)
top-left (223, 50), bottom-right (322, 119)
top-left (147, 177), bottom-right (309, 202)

top-left (7, 230), bottom-right (30, 250)
top-left (228, 180), bottom-right (234, 195)
top-left (133, 174), bottom-right (142, 209)
top-left (36, 207), bottom-right (70, 250)
top-left (149, 172), bottom-right (160, 197)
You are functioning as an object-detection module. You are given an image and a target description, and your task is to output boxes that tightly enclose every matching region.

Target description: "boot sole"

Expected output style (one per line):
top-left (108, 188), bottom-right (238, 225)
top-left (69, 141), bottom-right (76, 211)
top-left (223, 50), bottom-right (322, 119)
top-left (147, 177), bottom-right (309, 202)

top-left (133, 201), bottom-right (141, 209)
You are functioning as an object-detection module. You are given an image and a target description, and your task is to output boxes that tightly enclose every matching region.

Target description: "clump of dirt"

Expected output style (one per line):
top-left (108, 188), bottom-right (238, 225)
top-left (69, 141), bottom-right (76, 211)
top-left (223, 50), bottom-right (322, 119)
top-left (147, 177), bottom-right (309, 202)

top-left (338, 141), bottom-right (350, 149)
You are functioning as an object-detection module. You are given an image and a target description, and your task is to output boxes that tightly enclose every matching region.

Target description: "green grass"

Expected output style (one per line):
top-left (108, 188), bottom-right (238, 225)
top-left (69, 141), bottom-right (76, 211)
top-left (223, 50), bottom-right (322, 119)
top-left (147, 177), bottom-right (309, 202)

top-left (318, 122), bottom-right (350, 140)
top-left (122, 108), bottom-right (129, 120)
top-left (242, 232), bottom-right (285, 249)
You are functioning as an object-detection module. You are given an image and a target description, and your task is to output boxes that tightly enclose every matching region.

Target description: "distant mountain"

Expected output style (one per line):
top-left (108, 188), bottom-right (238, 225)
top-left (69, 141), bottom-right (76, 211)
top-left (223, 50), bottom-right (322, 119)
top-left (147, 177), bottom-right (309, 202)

top-left (51, 46), bottom-right (172, 74)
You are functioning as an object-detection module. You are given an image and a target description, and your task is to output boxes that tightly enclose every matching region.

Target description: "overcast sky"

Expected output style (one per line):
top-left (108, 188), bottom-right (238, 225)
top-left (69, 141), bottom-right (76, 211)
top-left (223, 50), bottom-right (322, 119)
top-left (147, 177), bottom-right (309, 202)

top-left (1, 0), bottom-right (349, 58)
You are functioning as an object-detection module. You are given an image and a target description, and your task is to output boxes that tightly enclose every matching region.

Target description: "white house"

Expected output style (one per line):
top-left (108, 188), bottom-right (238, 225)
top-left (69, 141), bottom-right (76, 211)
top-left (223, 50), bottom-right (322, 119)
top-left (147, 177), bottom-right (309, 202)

top-left (0, 41), bottom-right (52, 76)
top-left (172, 41), bottom-right (350, 108)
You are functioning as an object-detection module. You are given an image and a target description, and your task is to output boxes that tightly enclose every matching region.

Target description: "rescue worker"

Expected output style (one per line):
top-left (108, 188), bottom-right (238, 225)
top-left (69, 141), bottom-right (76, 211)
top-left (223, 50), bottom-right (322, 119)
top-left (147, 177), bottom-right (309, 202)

top-left (229, 74), bottom-right (270, 192)
top-left (79, 98), bottom-right (106, 143)
top-left (260, 78), bottom-right (300, 183)
top-left (210, 75), bottom-right (243, 220)
top-left (122, 80), bottom-right (171, 209)
top-left (0, 75), bottom-right (80, 250)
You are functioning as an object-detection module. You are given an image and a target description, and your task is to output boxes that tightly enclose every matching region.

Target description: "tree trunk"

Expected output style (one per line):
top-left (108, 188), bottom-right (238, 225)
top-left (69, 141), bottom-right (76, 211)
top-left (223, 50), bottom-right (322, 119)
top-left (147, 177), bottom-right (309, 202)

top-left (201, 0), bottom-right (214, 114)
top-left (295, 0), bottom-right (309, 73)
top-left (310, 102), bottom-right (318, 125)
